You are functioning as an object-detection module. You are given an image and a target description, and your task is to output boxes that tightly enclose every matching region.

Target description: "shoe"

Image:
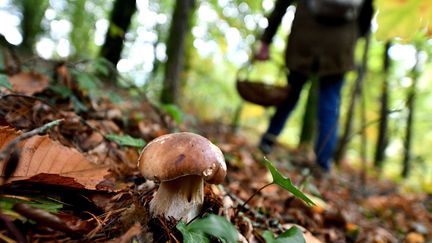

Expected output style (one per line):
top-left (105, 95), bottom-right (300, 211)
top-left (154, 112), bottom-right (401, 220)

top-left (258, 134), bottom-right (275, 155)
top-left (258, 142), bottom-right (273, 155)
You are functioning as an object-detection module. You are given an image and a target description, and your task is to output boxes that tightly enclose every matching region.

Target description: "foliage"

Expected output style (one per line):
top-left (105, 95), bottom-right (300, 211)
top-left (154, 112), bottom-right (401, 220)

top-left (0, 195), bottom-right (63, 222)
top-left (0, 74), bottom-right (12, 89)
top-left (262, 226), bottom-right (306, 243)
top-left (0, 196), bottom-right (63, 213)
top-left (68, 58), bottom-right (111, 98)
top-left (93, 57), bottom-right (112, 76)
top-left (49, 84), bottom-right (72, 98)
top-left (15, 0), bottom-right (49, 49)
top-left (176, 214), bottom-right (238, 243)
top-left (161, 103), bottom-right (184, 124)
top-left (376, 0), bottom-right (432, 42)
top-left (263, 158), bottom-right (315, 206)
top-left (105, 134), bottom-right (146, 147)
top-left (69, 0), bottom-right (112, 57)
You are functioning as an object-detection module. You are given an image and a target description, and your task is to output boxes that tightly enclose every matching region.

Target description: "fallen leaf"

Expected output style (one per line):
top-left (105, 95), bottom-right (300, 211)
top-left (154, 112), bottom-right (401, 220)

top-left (56, 64), bottom-right (73, 90)
top-left (0, 126), bottom-right (110, 190)
top-left (8, 72), bottom-right (49, 95)
top-left (0, 95), bottom-right (38, 129)
top-left (106, 223), bottom-right (142, 243)
top-left (405, 232), bottom-right (425, 243)
top-left (281, 224), bottom-right (322, 243)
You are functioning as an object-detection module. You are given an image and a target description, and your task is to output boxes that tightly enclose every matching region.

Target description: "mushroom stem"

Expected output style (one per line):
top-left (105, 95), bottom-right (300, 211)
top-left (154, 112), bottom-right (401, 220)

top-left (149, 175), bottom-right (204, 222)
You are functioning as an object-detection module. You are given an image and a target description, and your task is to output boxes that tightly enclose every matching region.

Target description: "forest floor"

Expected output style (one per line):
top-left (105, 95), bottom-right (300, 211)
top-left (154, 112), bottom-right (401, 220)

top-left (0, 53), bottom-right (431, 242)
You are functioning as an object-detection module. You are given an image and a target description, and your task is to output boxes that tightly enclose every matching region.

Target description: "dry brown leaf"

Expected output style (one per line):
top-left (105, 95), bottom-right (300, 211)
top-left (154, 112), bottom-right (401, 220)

top-left (0, 126), bottom-right (110, 190)
top-left (56, 64), bottom-right (73, 90)
top-left (106, 223), bottom-right (142, 243)
top-left (0, 95), bottom-right (41, 129)
top-left (404, 232), bottom-right (425, 243)
top-left (8, 72), bottom-right (49, 95)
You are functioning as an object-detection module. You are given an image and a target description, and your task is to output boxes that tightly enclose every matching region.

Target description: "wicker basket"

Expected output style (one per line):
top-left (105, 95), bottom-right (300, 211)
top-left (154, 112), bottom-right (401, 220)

top-left (236, 61), bottom-right (289, 107)
top-left (236, 80), bottom-right (289, 107)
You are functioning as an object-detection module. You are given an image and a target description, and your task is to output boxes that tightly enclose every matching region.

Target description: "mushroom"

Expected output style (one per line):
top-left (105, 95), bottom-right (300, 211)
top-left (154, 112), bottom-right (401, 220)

top-left (138, 132), bottom-right (226, 222)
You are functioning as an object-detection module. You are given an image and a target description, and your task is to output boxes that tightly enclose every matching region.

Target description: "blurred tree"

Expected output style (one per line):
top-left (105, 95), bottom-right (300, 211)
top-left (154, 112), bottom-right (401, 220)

top-left (335, 36), bottom-right (371, 165)
top-left (161, 0), bottom-right (196, 104)
top-left (299, 78), bottom-right (318, 148)
top-left (402, 48), bottom-right (421, 178)
top-left (100, 0), bottom-right (137, 66)
top-left (374, 41), bottom-right (392, 169)
top-left (16, 0), bottom-right (49, 52)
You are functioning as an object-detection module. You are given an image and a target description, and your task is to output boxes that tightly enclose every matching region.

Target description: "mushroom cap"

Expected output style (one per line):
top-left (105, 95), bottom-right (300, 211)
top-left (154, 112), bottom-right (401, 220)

top-left (138, 132), bottom-right (227, 184)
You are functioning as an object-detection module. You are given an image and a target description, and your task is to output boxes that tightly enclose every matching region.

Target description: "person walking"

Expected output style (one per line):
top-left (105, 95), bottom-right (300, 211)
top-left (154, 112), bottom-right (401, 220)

top-left (256, 0), bottom-right (373, 173)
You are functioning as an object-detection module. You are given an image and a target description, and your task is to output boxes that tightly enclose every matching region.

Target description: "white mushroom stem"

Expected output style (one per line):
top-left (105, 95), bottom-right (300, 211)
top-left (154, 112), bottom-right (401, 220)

top-left (149, 175), bottom-right (204, 222)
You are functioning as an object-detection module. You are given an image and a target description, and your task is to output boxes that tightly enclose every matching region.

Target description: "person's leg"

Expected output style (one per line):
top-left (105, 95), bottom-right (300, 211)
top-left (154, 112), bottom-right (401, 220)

top-left (259, 71), bottom-right (308, 154)
top-left (315, 74), bottom-right (344, 171)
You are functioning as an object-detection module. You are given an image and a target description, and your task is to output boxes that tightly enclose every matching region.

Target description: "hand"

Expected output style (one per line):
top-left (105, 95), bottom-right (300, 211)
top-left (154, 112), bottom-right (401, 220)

top-left (254, 42), bottom-right (270, 61)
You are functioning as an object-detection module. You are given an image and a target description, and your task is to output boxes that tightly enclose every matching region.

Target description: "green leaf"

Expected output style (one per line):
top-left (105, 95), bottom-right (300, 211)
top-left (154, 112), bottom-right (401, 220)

top-left (161, 104), bottom-right (184, 124)
top-left (176, 221), bottom-right (209, 243)
top-left (75, 72), bottom-right (97, 92)
top-left (0, 195), bottom-right (63, 222)
top-left (376, 0), bottom-right (432, 42)
top-left (262, 231), bottom-right (277, 242)
top-left (0, 74), bottom-right (12, 89)
top-left (0, 197), bottom-right (63, 213)
top-left (106, 134), bottom-right (146, 147)
top-left (263, 158), bottom-right (315, 206)
top-left (107, 92), bottom-right (124, 104)
top-left (49, 84), bottom-right (72, 98)
top-left (177, 214), bottom-right (238, 243)
top-left (263, 226), bottom-right (305, 243)
top-left (279, 226), bottom-right (306, 242)
top-left (71, 70), bottom-right (101, 98)
top-left (94, 57), bottom-right (111, 76)
top-left (70, 95), bottom-right (88, 112)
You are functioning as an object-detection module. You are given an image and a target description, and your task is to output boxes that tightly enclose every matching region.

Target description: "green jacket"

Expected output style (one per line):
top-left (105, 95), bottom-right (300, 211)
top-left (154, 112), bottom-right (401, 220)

top-left (261, 0), bottom-right (373, 76)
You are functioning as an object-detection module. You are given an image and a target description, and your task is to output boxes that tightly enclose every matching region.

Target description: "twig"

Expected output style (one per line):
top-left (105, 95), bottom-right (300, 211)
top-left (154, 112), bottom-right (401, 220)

top-left (0, 119), bottom-right (63, 162)
top-left (226, 191), bottom-right (258, 216)
top-left (225, 186), bottom-right (284, 230)
top-left (234, 182), bottom-right (273, 218)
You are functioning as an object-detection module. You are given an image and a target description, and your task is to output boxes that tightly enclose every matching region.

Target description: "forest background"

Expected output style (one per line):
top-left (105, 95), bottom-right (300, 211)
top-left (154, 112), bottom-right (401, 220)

top-left (1, 0), bottom-right (432, 193)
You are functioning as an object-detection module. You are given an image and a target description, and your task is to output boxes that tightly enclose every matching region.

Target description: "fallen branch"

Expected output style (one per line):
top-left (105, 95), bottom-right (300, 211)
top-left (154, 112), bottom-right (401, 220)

top-left (0, 119), bottom-right (64, 162)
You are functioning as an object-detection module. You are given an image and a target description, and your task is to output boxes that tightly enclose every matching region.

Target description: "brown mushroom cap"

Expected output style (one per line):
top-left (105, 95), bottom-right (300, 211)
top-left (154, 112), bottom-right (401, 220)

top-left (138, 132), bottom-right (227, 184)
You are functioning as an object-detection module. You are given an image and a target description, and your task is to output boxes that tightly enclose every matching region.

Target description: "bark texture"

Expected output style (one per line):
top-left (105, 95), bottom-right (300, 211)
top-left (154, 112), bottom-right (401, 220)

top-left (100, 0), bottom-right (137, 66)
top-left (160, 0), bottom-right (196, 104)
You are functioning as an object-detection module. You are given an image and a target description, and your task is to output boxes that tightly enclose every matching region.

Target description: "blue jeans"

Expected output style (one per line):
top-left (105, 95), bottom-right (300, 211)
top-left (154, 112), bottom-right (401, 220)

top-left (260, 71), bottom-right (344, 171)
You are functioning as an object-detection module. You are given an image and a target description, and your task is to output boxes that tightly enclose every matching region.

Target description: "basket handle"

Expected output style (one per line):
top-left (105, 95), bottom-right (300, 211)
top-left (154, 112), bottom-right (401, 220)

top-left (236, 58), bottom-right (287, 82)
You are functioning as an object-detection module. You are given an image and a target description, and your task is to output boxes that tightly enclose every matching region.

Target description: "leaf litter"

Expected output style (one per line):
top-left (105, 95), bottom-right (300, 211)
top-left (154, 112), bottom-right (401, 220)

top-left (0, 54), bottom-right (430, 242)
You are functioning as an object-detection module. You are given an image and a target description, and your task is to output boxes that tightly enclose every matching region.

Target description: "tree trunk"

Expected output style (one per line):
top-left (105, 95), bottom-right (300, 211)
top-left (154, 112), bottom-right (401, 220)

top-left (18, 0), bottom-right (49, 52)
top-left (373, 41), bottom-right (392, 168)
top-left (360, 74), bottom-right (367, 185)
top-left (299, 77), bottom-right (318, 147)
top-left (160, 0), bottom-right (196, 104)
top-left (334, 35), bottom-right (370, 164)
top-left (402, 49), bottom-right (420, 178)
top-left (100, 0), bottom-right (137, 66)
